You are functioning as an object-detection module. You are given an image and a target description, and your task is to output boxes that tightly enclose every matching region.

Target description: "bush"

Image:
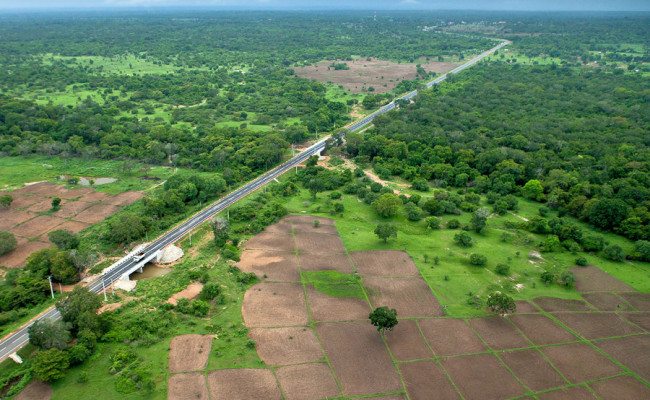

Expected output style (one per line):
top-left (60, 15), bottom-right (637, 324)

top-left (447, 219), bottom-right (460, 229)
top-left (603, 245), bottom-right (625, 261)
top-left (560, 270), bottom-right (576, 287)
top-left (200, 283), bottom-right (221, 301)
top-left (540, 271), bottom-right (556, 285)
top-left (411, 178), bottom-right (429, 192)
top-left (454, 231), bottom-right (473, 247)
top-left (469, 254), bottom-right (488, 266)
top-left (33, 348), bottom-right (70, 382)
top-left (0, 231), bottom-right (17, 255)
top-left (404, 202), bottom-right (423, 221)
top-left (495, 263), bottom-right (510, 275)
top-left (575, 256), bottom-right (588, 266)
top-left (48, 229), bottom-right (80, 250)
top-left (329, 191), bottom-right (342, 200)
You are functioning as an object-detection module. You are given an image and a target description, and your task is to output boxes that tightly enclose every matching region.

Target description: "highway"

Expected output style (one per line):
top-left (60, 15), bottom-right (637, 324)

top-left (0, 39), bottom-right (508, 362)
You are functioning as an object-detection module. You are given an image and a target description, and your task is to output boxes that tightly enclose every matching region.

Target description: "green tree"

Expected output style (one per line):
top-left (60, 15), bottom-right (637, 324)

top-left (369, 306), bottom-right (398, 336)
top-left (32, 348), bottom-right (70, 382)
top-left (28, 319), bottom-right (71, 350)
top-left (470, 207), bottom-right (490, 233)
top-left (374, 223), bottom-right (397, 243)
top-left (306, 178), bottom-right (325, 199)
top-left (469, 253), bottom-right (488, 266)
top-left (454, 231), bottom-right (473, 247)
top-left (200, 282), bottom-right (221, 301)
top-left (422, 199), bottom-right (444, 216)
top-left (50, 251), bottom-right (78, 283)
top-left (495, 263), bottom-right (510, 275)
top-left (372, 193), bottom-right (402, 218)
top-left (0, 194), bottom-right (13, 209)
top-left (51, 197), bottom-right (62, 211)
top-left (404, 202), bottom-right (423, 221)
top-left (209, 217), bottom-right (230, 247)
top-left (560, 270), bottom-right (576, 287)
top-left (48, 229), bottom-right (80, 250)
top-left (586, 199), bottom-right (630, 230)
top-left (603, 245), bottom-right (625, 261)
top-left (0, 231), bottom-right (17, 255)
top-left (487, 292), bottom-right (516, 316)
top-left (106, 213), bottom-right (146, 244)
top-left (56, 286), bottom-right (102, 333)
top-left (631, 240), bottom-right (650, 262)
top-left (425, 216), bottom-right (440, 230)
top-left (522, 179), bottom-right (544, 201)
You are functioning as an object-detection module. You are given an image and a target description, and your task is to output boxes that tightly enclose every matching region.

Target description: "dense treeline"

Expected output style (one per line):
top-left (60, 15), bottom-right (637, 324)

top-left (347, 62), bottom-right (649, 242)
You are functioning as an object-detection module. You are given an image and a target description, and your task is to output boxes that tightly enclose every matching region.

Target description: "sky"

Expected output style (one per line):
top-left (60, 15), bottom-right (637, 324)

top-left (0, 0), bottom-right (648, 11)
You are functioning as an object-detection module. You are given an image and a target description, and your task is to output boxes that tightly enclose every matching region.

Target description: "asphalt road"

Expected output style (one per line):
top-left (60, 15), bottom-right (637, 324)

top-left (0, 39), bottom-right (508, 363)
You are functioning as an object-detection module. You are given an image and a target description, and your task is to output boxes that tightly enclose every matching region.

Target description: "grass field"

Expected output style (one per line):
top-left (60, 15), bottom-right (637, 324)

top-left (42, 53), bottom-right (203, 76)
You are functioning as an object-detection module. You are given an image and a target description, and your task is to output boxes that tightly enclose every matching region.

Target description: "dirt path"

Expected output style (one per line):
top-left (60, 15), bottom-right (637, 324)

top-left (363, 169), bottom-right (411, 196)
top-left (172, 99), bottom-right (207, 108)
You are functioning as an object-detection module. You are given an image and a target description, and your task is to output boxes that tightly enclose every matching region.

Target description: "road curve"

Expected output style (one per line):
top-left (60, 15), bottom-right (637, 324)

top-left (0, 39), bottom-right (508, 362)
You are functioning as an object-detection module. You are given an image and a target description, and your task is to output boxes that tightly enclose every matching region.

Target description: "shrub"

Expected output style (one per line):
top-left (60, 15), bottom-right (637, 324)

top-left (575, 256), bottom-right (588, 266)
top-left (469, 254), bottom-right (488, 266)
top-left (540, 271), bottom-right (556, 285)
top-left (447, 219), bottom-right (460, 229)
top-left (560, 270), bottom-right (576, 287)
top-left (603, 245), bottom-right (624, 261)
top-left (0, 231), bottom-right (17, 255)
top-left (454, 231), bottom-right (473, 247)
top-left (329, 191), bottom-right (342, 200)
top-left (495, 263), bottom-right (510, 275)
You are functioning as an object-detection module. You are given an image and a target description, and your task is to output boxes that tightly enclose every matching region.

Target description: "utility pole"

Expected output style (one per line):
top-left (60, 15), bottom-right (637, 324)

top-left (47, 276), bottom-right (54, 300)
top-left (102, 278), bottom-right (108, 302)
top-left (189, 233), bottom-right (192, 247)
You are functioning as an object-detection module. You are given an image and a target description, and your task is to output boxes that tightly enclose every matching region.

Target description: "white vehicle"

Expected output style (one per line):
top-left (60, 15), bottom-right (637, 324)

top-left (133, 251), bottom-right (146, 262)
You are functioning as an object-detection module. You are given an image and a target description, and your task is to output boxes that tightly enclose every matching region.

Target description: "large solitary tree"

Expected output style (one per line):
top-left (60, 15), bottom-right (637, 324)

top-left (369, 306), bottom-right (398, 336)
top-left (0, 231), bottom-right (17, 255)
top-left (28, 319), bottom-right (72, 350)
top-left (487, 292), bottom-right (516, 316)
top-left (374, 223), bottom-right (397, 243)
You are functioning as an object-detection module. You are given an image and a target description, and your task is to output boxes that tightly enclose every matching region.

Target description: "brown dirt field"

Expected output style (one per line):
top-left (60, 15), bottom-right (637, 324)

top-left (284, 215), bottom-right (335, 225)
top-left (72, 204), bottom-right (121, 224)
top-left (207, 369), bottom-right (282, 400)
top-left (13, 182), bottom-right (59, 195)
top-left (12, 215), bottom-right (65, 238)
top-left (384, 319), bottom-right (432, 361)
top-left (442, 353), bottom-right (527, 400)
top-left (541, 343), bottom-right (623, 383)
top-left (399, 360), bottom-right (461, 400)
top-left (264, 219), bottom-right (293, 234)
top-left (594, 335), bottom-right (650, 381)
top-left (570, 266), bottom-right (635, 292)
top-left (298, 253), bottom-right (355, 273)
top-left (294, 232), bottom-right (346, 254)
top-left (78, 191), bottom-right (112, 203)
top-left (536, 386), bottom-right (597, 400)
top-left (618, 292), bottom-right (650, 311)
top-left (242, 232), bottom-right (296, 252)
top-left (167, 372), bottom-right (209, 400)
top-left (582, 292), bottom-right (634, 311)
top-left (419, 318), bottom-right (486, 356)
top-left (367, 396), bottom-right (407, 400)
top-left (350, 250), bottom-right (420, 278)
top-left (291, 221), bottom-right (339, 235)
top-left (467, 317), bottom-right (531, 350)
top-left (306, 285), bottom-right (370, 321)
top-left (168, 334), bottom-right (212, 372)
top-left (294, 59), bottom-right (459, 94)
top-left (513, 300), bottom-right (540, 313)
top-left (499, 349), bottom-right (566, 391)
top-left (98, 303), bottom-right (122, 314)
top-left (242, 282), bottom-right (309, 327)
top-left (364, 277), bottom-right (443, 318)
top-left (14, 380), bottom-right (52, 400)
top-left (533, 297), bottom-right (594, 312)
top-left (167, 282), bottom-right (204, 306)
top-left (0, 210), bottom-right (33, 230)
top-left (553, 312), bottom-right (642, 340)
top-left (508, 314), bottom-right (578, 345)
top-left (4, 194), bottom-right (43, 209)
top-left (275, 363), bottom-right (341, 400)
top-left (315, 321), bottom-right (402, 396)
top-left (622, 312), bottom-right (650, 331)
top-left (0, 240), bottom-right (50, 268)
top-left (53, 200), bottom-right (92, 218)
top-left (55, 187), bottom-right (95, 199)
top-left (248, 327), bottom-right (324, 366)
top-left (237, 250), bottom-right (300, 282)
top-left (589, 375), bottom-right (650, 400)
top-left (52, 220), bottom-right (90, 234)
top-left (26, 199), bottom-right (54, 213)
top-left (102, 191), bottom-right (144, 207)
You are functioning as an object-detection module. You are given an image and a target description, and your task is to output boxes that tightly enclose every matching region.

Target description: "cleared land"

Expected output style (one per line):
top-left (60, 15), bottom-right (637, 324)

top-left (532, 297), bottom-right (594, 312)
top-left (399, 360), bottom-right (460, 400)
top-left (619, 292), bottom-right (650, 311)
top-left (316, 320), bottom-right (402, 397)
top-left (242, 282), bottom-right (309, 327)
top-left (350, 250), bottom-right (420, 277)
top-left (298, 253), bottom-right (354, 273)
top-left (582, 292), bottom-right (634, 311)
top-left (248, 327), bottom-right (324, 366)
top-left (305, 285), bottom-right (370, 321)
top-left (294, 59), bottom-right (459, 93)
top-left (364, 277), bottom-right (443, 318)
top-left (168, 334), bottom-right (213, 372)
top-left (242, 232), bottom-right (295, 252)
top-left (14, 380), bottom-right (52, 400)
top-left (508, 314), bottom-right (578, 345)
top-left (207, 369), bottom-right (283, 400)
top-left (499, 349), bottom-right (567, 391)
top-left (418, 318), bottom-right (486, 356)
top-left (383, 319), bottom-right (433, 361)
top-left (467, 317), bottom-right (531, 350)
top-left (553, 312), bottom-right (641, 339)
top-left (275, 363), bottom-right (341, 400)
top-left (541, 343), bottom-right (622, 383)
top-left (589, 375), bottom-right (650, 400)
top-left (570, 265), bottom-right (635, 292)
top-left (237, 250), bottom-right (300, 281)
top-left (594, 335), bottom-right (650, 382)
top-left (294, 231), bottom-right (346, 254)
top-left (167, 373), bottom-right (209, 400)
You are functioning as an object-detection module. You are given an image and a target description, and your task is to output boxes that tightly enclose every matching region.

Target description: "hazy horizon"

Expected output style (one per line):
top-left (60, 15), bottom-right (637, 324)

top-left (0, 0), bottom-right (649, 12)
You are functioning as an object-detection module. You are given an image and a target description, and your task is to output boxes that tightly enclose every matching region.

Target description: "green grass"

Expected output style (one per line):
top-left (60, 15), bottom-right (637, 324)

top-left (0, 300), bottom-right (57, 339)
top-left (42, 53), bottom-right (203, 76)
top-left (301, 270), bottom-right (365, 299)
top-left (0, 155), bottom-right (175, 194)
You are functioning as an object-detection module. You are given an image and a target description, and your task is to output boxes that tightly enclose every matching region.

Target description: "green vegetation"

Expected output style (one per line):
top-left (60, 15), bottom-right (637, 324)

top-left (369, 306), bottom-right (399, 336)
top-left (302, 270), bottom-right (365, 299)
